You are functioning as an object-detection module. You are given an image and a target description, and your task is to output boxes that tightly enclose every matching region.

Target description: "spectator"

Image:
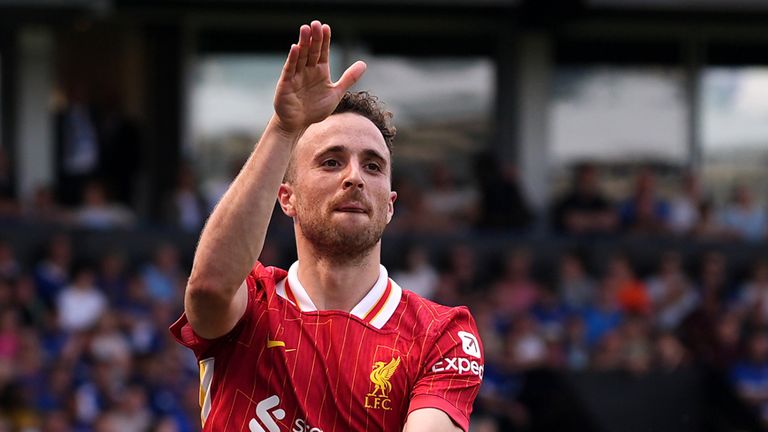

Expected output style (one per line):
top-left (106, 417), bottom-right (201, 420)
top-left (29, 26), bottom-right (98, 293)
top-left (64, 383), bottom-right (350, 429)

top-left (693, 200), bottom-right (729, 239)
top-left (620, 317), bottom-right (653, 375)
top-left (74, 180), bottom-right (135, 229)
top-left (0, 240), bottom-right (21, 281)
top-left (23, 184), bottom-right (71, 225)
top-left (607, 254), bottom-right (650, 316)
top-left (423, 163), bottom-right (479, 229)
top-left (57, 264), bottom-right (107, 333)
top-left (392, 246), bottom-right (439, 300)
top-left (557, 252), bottom-right (596, 312)
top-left (164, 163), bottom-right (208, 233)
top-left (618, 168), bottom-right (670, 234)
top-left (669, 171), bottom-right (703, 236)
top-left (475, 155), bottom-right (533, 230)
top-left (720, 184), bottom-right (767, 242)
top-left (646, 251), bottom-right (698, 330)
top-left (654, 332), bottom-right (689, 371)
top-left (33, 234), bottom-right (72, 309)
top-left (141, 244), bottom-right (181, 305)
top-left (108, 384), bottom-right (153, 432)
top-left (738, 260), bottom-right (768, 326)
top-left (491, 248), bottom-right (540, 320)
top-left (581, 280), bottom-right (623, 347)
top-left (731, 331), bottom-right (768, 425)
top-left (96, 252), bottom-right (129, 306)
top-left (551, 163), bottom-right (617, 235)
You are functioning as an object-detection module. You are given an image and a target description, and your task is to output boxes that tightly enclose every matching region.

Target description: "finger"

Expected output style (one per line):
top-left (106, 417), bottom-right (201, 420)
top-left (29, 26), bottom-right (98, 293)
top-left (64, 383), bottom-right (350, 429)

top-left (334, 61), bottom-right (367, 92)
top-left (295, 24), bottom-right (311, 73)
top-left (281, 44), bottom-right (299, 80)
top-left (318, 24), bottom-right (331, 64)
top-left (307, 20), bottom-right (323, 67)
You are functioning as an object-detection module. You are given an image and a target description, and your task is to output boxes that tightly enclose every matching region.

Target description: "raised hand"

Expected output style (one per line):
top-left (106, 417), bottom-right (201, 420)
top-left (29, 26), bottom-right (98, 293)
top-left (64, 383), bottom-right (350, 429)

top-left (273, 20), bottom-right (367, 134)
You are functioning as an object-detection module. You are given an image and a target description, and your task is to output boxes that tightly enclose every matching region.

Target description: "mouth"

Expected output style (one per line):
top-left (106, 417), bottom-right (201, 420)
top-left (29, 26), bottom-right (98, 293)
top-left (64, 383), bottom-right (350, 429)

top-left (334, 203), bottom-right (369, 214)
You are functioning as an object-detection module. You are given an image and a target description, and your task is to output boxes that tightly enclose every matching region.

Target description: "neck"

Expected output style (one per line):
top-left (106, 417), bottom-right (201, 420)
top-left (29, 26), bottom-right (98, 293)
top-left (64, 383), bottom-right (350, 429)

top-left (295, 237), bottom-right (382, 312)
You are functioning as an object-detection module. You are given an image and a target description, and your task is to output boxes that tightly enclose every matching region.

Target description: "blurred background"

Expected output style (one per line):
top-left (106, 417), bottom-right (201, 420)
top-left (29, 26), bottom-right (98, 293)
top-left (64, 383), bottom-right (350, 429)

top-left (0, 0), bottom-right (768, 431)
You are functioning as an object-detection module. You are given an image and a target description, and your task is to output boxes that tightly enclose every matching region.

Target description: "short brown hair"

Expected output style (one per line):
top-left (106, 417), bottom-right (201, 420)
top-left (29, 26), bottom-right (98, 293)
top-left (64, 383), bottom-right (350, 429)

top-left (284, 91), bottom-right (396, 183)
top-left (332, 91), bottom-right (396, 154)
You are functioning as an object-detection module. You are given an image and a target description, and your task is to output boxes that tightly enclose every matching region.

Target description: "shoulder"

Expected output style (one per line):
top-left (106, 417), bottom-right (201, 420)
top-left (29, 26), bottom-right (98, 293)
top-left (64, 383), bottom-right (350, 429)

top-left (398, 290), bottom-right (478, 338)
top-left (245, 261), bottom-right (288, 295)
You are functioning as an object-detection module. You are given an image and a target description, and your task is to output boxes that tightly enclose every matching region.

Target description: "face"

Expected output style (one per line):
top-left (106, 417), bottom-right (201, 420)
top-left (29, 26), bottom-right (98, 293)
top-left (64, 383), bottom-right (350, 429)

top-left (279, 113), bottom-right (397, 262)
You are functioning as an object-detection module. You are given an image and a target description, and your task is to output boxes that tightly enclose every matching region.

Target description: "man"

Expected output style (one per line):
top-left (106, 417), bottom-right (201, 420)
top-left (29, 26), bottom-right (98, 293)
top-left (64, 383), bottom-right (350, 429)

top-left (171, 20), bottom-right (483, 431)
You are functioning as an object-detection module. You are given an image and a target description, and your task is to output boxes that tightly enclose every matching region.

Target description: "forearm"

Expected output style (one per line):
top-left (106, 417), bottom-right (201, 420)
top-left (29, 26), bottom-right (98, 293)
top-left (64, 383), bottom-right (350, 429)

top-left (188, 116), bottom-right (301, 297)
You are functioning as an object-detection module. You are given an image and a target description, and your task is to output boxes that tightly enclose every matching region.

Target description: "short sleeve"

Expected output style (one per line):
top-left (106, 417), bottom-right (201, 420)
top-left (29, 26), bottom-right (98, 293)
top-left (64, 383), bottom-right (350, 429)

top-left (408, 307), bottom-right (484, 432)
top-left (169, 261), bottom-right (282, 359)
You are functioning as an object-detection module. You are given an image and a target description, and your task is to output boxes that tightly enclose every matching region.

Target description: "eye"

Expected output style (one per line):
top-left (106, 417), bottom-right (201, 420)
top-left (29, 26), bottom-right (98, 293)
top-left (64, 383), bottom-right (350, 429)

top-left (365, 162), bottom-right (382, 172)
top-left (322, 159), bottom-right (340, 168)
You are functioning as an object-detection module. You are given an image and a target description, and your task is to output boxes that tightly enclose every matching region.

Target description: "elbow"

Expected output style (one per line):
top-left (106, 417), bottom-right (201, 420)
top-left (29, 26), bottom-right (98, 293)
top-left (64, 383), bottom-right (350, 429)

top-left (185, 274), bottom-right (231, 306)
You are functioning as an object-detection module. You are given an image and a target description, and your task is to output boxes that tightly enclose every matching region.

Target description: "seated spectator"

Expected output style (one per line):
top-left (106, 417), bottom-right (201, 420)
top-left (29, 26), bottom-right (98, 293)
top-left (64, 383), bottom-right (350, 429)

top-left (392, 246), bottom-right (438, 300)
top-left (693, 200), bottom-right (730, 239)
top-left (33, 234), bottom-right (72, 309)
top-left (669, 171), bottom-right (703, 236)
top-left (607, 254), bottom-right (651, 316)
top-left (581, 280), bottom-right (623, 347)
top-left (423, 163), bottom-right (479, 229)
top-left (0, 240), bottom-right (21, 281)
top-left (164, 163), bottom-right (208, 233)
top-left (738, 260), bottom-right (768, 325)
top-left (551, 163), bottom-right (617, 235)
top-left (646, 251), bottom-right (699, 330)
top-left (731, 331), bottom-right (768, 424)
top-left (141, 244), bottom-right (181, 305)
top-left (557, 251), bottom-right (596, 312)
top-left (720, 184), bottom-right (767, 242)
top-left (563, 316), bottom-right (589, 370)
top-left (22, 184), bottom-right (71, 225)
top-left (654, 332), bottom-right (690, 372)
top-left (531, 286), bottom-right (569, 339)
top-left (491, 248), bottom-right (540, 319)
top-left (56, 264), bottom-right (107, 333)
top-left (96, 252), bottom-right (129, 306)
top-left (74, 180), bottom-right (135, 229)
top-left (620, 317), bottom-right (653, 375)
top-left (618, 168), bottom-right (670, 234)
top-left (388, 178), bottom-right (453, 233)
top-left (475, 155), bottom-right (533, 230)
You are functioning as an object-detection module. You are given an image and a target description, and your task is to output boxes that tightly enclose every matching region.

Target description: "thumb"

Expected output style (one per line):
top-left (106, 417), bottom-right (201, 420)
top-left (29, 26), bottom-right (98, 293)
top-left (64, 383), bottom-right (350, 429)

top-left (334, 61), bottom-right (367, 92)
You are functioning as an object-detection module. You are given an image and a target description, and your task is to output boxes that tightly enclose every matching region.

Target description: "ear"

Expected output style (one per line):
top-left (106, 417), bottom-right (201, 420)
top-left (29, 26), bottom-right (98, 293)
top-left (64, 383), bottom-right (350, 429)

top-left (386, 191), bottom-right (397, 223)
top-left (278, 183), bottom-right (296, 217)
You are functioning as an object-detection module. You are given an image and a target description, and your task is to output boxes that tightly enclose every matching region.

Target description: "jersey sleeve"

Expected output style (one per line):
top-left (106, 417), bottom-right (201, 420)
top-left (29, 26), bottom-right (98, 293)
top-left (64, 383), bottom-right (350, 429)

top-left (407, 306), bottom-right (484, 432)
top-left (169, 261), bottom-right (277, 359)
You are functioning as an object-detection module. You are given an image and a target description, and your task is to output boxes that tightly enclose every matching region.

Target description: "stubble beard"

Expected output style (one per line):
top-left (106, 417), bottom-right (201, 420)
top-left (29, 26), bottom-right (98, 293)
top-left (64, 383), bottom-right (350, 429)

top-left (295, 198), bottom-right (388, 266)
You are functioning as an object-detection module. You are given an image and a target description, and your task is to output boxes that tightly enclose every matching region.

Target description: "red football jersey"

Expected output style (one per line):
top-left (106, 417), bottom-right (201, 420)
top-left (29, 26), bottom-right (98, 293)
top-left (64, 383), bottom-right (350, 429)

top-left (170, 261), bottom-right (484, 432)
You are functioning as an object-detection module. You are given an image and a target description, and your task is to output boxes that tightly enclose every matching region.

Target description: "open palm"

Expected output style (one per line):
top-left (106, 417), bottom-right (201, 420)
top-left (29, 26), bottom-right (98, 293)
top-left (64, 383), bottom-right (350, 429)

top-left (274, 21), bottom-right (366, 133)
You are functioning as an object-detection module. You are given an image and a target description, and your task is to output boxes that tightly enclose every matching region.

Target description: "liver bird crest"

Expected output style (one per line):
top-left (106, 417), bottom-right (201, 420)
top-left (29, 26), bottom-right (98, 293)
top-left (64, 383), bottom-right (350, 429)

top-left (368, 357), bottom-right (401, 397)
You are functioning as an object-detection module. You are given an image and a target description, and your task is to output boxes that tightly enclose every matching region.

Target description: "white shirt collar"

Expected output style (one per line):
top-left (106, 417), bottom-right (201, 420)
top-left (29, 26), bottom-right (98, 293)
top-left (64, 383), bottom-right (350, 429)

top-left (275, 261), bottom-right (402, 329)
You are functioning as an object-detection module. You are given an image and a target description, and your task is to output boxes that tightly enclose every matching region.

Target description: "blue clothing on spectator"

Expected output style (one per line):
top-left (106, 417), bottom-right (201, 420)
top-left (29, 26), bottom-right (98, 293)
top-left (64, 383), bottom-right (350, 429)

top-left (581, 307), bottom-right (623, 347)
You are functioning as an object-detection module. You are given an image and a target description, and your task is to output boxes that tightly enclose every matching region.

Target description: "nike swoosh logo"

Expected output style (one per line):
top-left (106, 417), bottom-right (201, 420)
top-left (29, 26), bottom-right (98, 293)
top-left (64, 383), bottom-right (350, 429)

top-left (267, 339), bottom-right (286, 349)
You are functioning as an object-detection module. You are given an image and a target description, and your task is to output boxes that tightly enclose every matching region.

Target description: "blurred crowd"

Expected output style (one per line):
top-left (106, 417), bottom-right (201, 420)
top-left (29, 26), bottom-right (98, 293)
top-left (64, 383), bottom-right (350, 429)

top-left (0, 230), bottom-right (767, 430)
top-left (2, 150), bottom-right (768, 431)
top-left (3, 142), bottom-right (768, 242)
top-left (0, 234), bottom-right (203, 432)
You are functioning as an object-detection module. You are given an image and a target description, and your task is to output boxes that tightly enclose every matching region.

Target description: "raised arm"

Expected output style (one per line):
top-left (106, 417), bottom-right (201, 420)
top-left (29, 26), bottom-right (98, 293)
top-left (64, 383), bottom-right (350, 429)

top-left (185, 20), bottom-right (366, 339)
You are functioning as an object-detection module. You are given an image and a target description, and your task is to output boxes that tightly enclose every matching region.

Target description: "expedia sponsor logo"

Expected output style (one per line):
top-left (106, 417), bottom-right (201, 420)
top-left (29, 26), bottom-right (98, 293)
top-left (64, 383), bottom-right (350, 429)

top-left (431, 357), bottom-right (484, 379)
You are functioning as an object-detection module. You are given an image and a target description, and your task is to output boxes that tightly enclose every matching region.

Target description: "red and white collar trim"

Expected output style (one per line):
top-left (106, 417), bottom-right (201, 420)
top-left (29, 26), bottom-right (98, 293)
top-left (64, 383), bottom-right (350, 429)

top-left (275, 261), bottom-right (402, 329)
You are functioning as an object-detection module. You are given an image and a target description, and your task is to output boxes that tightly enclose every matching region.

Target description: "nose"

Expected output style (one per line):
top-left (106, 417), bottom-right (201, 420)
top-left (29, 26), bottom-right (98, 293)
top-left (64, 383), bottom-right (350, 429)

top-left (342, 163), bottom-right (364, 190)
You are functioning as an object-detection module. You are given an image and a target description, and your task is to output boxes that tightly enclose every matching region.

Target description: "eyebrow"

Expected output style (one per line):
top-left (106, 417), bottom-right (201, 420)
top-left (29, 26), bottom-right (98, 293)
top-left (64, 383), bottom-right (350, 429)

top-left (314, 145), bottom-right (388, 167)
